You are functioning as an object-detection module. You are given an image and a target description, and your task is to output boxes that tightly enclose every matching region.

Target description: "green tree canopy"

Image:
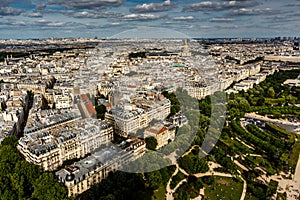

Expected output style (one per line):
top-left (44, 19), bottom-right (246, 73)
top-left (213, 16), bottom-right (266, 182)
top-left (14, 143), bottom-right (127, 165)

top-left (267, 87), bottom-right (275, 98)
top-left (0, 136), bottom-right (70, 200)
top-left (95, 104), bottom-right (107, 120)
top-left (145, 136), bottom-right (158, 150)
top-left (145, 171), bottom-right (162, 190)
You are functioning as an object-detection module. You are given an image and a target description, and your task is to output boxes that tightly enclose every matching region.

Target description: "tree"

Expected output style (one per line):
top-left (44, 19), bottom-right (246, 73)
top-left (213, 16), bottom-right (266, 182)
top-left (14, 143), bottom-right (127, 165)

top-left (229, 92), bottom-right (235, 100)
top-left (268, 87), bottom-right (275, 98)
top-left (103, 194), bottom-right (116, 200)
top-left (178, 153), bottom-right (209, 174)
top-left (1, 136), bottom-right (18, 146)
top-left (79, 170), bottom-right (148, 200)
top-left (256, 96), bottom-right (265, 106)
top-left (95, 104), bottom-right (107, 120)
top-left (128, 52), bottom-right (146, 60)
top-left (266, 180), bottom-right (278, 198)
top-left (32, 173), bottom-right (69, 200)
top-left (145, 137), bottom-right (158, 150)
top-left (0, 136), bottom-right (70, 200)
top-left (145, 171), bottom-right (162, 190)
top-left (162, 91), bottom-right (181, 116)
top-left (239, 98), bottom-right (250, 112)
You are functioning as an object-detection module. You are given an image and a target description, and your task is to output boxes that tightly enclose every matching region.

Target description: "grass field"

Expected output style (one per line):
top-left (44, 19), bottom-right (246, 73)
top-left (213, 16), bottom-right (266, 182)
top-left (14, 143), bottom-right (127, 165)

top-left (289, 141), bottom-right (300, 173)
top-left (152, 185), bottom-right (166, 200)
top-left (245, 193), bottom-right (261, 200)
top-left (204, 176), bottom-right (243, 200)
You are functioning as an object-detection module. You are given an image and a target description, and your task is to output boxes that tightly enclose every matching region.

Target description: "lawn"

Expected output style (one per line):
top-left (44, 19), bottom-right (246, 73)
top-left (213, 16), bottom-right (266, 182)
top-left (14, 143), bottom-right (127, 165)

top-left (152, 185), bottom-right (166, 200)
top-left (204, 176), bottom-right (243, 200)
top-left (245, 193), bottom-right (261, 200)
top-left (289, 140), bottom-right (300, 173)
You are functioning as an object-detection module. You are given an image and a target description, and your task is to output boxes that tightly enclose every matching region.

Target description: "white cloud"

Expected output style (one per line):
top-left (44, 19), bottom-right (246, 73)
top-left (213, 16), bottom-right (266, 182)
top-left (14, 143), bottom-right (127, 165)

top-left (123, 13), bottom-right (166, 21)
top-left (210, 17), bottom-right (235, 22)
top-left (183, 0), bottom-right (259, 12)
top-left (231, 8), bottom-right (276, 15)
top-left (130, 0), bottom-right (176, 13)
top-left (173, 16), bottom-right (194, 21)
top-left (27, 12), bottom-right (43, 18)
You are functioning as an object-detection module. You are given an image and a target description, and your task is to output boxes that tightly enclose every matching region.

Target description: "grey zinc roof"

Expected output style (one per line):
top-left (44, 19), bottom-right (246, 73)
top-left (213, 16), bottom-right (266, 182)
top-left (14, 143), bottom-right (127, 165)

top-left (56, 146), bottom-right (121, 182)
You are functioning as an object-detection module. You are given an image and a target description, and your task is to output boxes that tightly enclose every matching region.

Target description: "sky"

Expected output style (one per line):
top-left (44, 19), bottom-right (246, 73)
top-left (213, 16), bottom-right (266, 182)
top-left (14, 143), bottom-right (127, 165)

top-left (0, 0), bottom-right (300, 39)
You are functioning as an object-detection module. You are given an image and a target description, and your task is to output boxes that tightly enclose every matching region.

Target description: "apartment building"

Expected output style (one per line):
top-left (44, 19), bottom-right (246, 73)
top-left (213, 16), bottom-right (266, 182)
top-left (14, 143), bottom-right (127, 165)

top-left (17, 118), bottom-right (113, 171)
top-left (185, 83), bottom-right (218, 100)
top-left (98, 81), bottom-right (114, 97)
top-left (17, 83), bottom-right (46, 94)
top-left (44, 88), bottom-right (73, 109)
top-left (56, 138), bottom-right (146, 197)
top-left (144, 122), bottom-right (175, 149)
top-left (105, 92), bottom-right (171, 136)
top-left (77, 94), bottom-right (97, 118)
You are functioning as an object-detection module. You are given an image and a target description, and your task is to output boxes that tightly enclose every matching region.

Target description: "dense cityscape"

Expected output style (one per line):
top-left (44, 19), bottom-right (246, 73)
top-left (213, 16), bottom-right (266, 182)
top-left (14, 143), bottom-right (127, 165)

top-left (1, 0), bottom-right (300, 199)
top-left (0, 36), bottom-right (299, 200)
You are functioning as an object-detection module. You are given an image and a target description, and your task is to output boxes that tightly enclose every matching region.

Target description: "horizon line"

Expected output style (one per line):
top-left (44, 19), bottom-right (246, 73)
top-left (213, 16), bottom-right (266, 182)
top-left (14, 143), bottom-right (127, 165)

top-left (0, 36), bottom-right (299, 41)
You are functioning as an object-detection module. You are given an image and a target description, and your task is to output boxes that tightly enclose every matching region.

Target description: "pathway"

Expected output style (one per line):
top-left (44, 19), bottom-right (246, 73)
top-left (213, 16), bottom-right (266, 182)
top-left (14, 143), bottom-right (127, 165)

top-left (165, 145), bottom-right (248, 200)
top-left (294, 155), bottom-right (300, 190)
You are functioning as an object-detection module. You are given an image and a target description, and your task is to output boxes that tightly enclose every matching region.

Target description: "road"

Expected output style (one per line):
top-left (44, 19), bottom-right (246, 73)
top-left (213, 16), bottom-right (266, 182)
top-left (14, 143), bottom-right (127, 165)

top-left (244, 113), bottom-right (300, 133)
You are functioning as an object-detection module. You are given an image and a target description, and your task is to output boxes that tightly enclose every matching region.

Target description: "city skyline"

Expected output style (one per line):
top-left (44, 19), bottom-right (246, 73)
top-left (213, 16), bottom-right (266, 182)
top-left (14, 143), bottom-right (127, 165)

top-left (1, 0), bottom-right (300, 39)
